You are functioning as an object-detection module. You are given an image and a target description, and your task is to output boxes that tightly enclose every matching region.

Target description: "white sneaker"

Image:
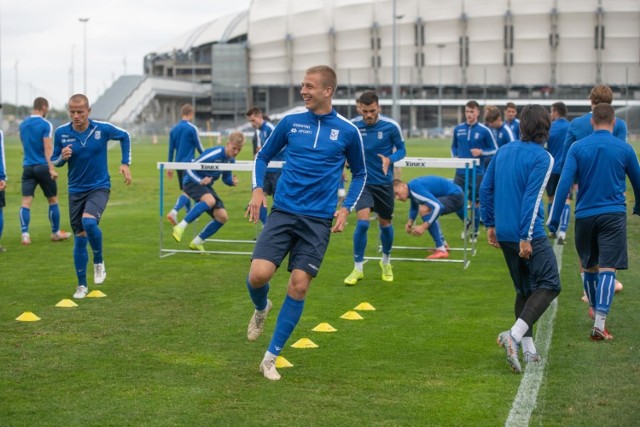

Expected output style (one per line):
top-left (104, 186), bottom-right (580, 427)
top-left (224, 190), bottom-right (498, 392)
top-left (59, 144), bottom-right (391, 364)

top-left (73, 286), bottom-right (88, 299)
top-left (94, 262), bottom-right (106, 285)
top-left (21, 232), bottom-right (31, 245)
top-left (247, 299), bottom-right (273, 341)
top-left (259, 357), bottom-right (281, 381)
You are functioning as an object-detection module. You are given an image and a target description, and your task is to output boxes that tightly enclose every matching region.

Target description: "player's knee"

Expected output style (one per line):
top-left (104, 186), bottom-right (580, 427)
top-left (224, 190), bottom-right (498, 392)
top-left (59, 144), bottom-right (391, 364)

top-left (214, 209), bottom-right (229, 223)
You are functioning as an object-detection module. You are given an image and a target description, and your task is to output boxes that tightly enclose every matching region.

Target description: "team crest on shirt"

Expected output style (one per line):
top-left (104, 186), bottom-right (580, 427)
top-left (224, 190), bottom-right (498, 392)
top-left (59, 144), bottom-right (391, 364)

top-left (95, 131), bottom-right (101, 140)
top-left (330, 129), bottom-right (339, 141)
top-left (474, 133), bottom-right (479, 139)
top-left (378, 131), bottom-right (383, 139)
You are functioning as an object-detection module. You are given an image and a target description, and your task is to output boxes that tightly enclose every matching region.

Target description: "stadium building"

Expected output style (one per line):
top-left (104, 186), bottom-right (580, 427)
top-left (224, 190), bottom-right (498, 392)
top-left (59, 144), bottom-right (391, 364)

top-left (91, 0), bottom-right (640, 135)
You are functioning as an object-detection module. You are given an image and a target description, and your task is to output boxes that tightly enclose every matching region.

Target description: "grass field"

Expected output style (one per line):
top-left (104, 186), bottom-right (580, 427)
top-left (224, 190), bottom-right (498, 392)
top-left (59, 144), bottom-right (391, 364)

top-left (1, 135), bottom-right (639, 426)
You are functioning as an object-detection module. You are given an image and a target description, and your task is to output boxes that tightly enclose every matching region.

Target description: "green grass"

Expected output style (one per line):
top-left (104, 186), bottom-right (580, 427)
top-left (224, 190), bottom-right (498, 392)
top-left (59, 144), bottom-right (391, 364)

top-left (1, 136), bottom-right (639, 426)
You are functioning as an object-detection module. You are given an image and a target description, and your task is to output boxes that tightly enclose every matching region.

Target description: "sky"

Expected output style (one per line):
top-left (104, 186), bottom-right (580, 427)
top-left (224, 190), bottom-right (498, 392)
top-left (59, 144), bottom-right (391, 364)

top-left (0, 0), bottom-right (251, 109)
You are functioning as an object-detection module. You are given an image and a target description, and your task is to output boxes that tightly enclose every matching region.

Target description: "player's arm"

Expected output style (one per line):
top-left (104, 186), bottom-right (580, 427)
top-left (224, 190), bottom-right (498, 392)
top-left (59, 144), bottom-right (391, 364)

top-left (480, 153), bottom-right (497, 246)
top-left (520, 153), bottom-right (552, 241)
top-left (624, 147), bottom-right (640, 215)
top-left (547, 149), bottom-right (577, 231)
top-left (451, 132), bottom-right (459, 158)
top-left (51, 129), bottom-right (69, 167)
top-left (333, 130), bottom-right (367, 232)
top-left (108, 123), bottom-right (132, 184)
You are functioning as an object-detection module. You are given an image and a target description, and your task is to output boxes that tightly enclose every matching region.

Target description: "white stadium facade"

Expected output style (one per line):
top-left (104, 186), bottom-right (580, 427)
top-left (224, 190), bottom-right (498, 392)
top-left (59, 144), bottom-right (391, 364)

top-left (91, 0), bottom-right (640, 135)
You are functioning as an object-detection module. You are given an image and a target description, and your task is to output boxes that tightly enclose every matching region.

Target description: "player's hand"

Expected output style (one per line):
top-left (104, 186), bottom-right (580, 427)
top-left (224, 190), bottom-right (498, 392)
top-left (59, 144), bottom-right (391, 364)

top-left (167, 169), bottom-right (174, 179)
top-left (519, 240), bottom-right (532, 259)
top-left (200, 177), bottom-right (212, 186)
top-left (487, 227), bottom-right (500, 248)
top-left (245, 188), bottom-right (266, 223)
top-left (61, 145), bottom-right (73, 160)
top-left (0, 180), bottom-right (5, 191)
top-left (377, 154), bottom-right (391, 176)
top-left (119, 164), bottom-right (132, 185)
top-left (405, 221), bottom-right (413, 234)
top-left (470, 148), bottom-right (482, 157)
top-left (331, 207), bottom-right (349, 233)
top-left (49, 168), bottom-right (59, 181)
top-left (231, 175), bottom-right (239, 186)
top-left (411, 223), bottom-right (428, 237)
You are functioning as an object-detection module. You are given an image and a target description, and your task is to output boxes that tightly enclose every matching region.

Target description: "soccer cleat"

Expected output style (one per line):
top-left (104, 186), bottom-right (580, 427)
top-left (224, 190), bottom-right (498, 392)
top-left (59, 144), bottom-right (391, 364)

top-left (426, 250), bottom-right (449, 260)
top-left (51, 230), bottom-right (72, 242)
top-left (94, 263), bottom-right (106, 285)
top-left (548, 231), bottom-right (556, 239)
top-left (172, 225), bottom-right (185, 242)
top-left (247, 299), bottom-right (273, 341)
top-left (189, 240), bottom-right (205, 252)
top-left (73, 285), bottom-right (88, 299)
top-left (470, 232), bottom-right (479, 243)
top-left (523, 351), bottom-right (541, 364)
top-left (166, 211), bottom-right (178, 226)
top-left (344, 269), bottom-right (364, 286)
top-left (556, 236), bottom-right (565, 245)
top-left (259, 357), bottom-right (281, 381)
top-left (590, 327), bottom-right (614, 341)
top-left (21, 233), bottom-right (31, 246)
top-left (497, 331), bottom-right (522, 373)
top-left (379, 261), bottom-right (394, 282)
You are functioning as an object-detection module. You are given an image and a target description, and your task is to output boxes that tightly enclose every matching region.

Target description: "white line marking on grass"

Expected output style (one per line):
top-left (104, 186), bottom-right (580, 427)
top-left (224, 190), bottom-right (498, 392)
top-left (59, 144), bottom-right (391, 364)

top-left (505, 243), bottom-right (564, 427)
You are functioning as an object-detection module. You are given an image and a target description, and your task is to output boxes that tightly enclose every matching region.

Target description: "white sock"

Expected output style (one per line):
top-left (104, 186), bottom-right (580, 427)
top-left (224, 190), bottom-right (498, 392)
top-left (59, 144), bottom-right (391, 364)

top-left (594, 313), bottom-right (606, 330)
top-left (557, 231), bottom-right (566, 239)
top-left (354, 261), bottom-right (364, 271)
top-left (381, 253), bottom-right (391, 264)
top-left (192, 236), bottom-right (203, 245)
top-left (510, 318), bottom-right (529, 342)
top-left (521, 337), bottom-right (537, 354)
top-left (178, 220), bottom-right (188, 228)
top-left (263, 350), bottom-right (277, 362)
top-left (169, 209), bottom-right (178, 216)
top-left (436, 245), bottom-right (447, 252)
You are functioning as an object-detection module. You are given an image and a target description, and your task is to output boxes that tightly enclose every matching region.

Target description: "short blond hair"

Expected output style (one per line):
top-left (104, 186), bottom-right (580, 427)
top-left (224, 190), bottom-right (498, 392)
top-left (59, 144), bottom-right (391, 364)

top-left (227, 131), bottom-right (245, 147)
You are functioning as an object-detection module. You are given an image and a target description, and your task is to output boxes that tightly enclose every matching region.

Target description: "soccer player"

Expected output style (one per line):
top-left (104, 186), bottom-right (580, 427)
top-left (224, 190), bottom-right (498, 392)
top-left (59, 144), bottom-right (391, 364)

top-left (244, 65), bottom-right (366, 381)
top-left (0, 119), bottom-right (6, 253)
top-left (545, 102), bottom-right (570, 243)
top-left (393, 177), bottom-right (465, 259)
top-left (480, 104), bottom-right (561, 373)
top-left (451, 100), bottom-right (497, 241)
top-left (343, 90), bottom-right (405, 285)
top-left (548, 103), bottom-right (640, 341)
top-left (166, 104), bottom-right (204, 226)
top-left (19, 97), bottom-right (71, 245)
top-left (504, 102), bottom-right (520, 140)
top-left (246, 106), bottom-right (281, 226)
top-left (484, 106), bottom-right (515, 148)
top-left (52, 94), bottom-right (132, 299)
top-left (171, 132), bottom-right (244, 252)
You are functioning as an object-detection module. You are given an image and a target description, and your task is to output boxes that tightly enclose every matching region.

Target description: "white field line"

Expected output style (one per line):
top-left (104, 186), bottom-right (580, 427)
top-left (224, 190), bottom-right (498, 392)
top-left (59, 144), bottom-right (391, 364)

top-left (505, 242), bottom-right (563, 427)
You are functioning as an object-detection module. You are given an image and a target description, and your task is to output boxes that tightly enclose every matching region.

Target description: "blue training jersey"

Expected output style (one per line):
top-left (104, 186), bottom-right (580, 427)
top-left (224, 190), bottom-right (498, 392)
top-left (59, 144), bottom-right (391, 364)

top-left (451, 121), bottom-right (497, 175)
top-left (548, 129), bottom-right (640, 226)
top-left (506, 118), bottom-right (520, 140)
top-left (52, 119), bottom-right (131, 194)
top-left (351, 114), bottom-right (405, 185)
top-left (183, 146), bottom-right (236, 187)
top-left (547, 117), bottom-right (569, 174)
top-left (480, 140), bottom-right (553, 242)
top-left (253, 108), bottom-right (366, 219)
top-left (407, 176), bottom-right (463, 224)
top-left (0, 130), bottom-right (6, 181)
top-left (493, 123), bottom-right (515, 148)
top-left (168, 119), bottom-right (204, 163)
top-left (19, 115), bottom-right (54, 166)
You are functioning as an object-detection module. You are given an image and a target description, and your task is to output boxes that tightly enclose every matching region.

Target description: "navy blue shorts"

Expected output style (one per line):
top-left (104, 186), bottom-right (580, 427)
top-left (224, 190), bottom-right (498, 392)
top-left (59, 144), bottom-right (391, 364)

top-left (355, 183), bottom-right (394, 220)
top-left (438, 192), bottom-right (464, 215)
top-left (252, 209), bottom-right (332, 277)
top-left (263, 171), bottom-right (281, 196)
top-left (69, 189), bottom-right (110, 234)
top-left (575, 213), bottom-right (628, 270)
top-left (176, 170), bottom-right (186, 191)
top-left (183, 180), bottom-right (225, 211)
top-left (499, 237), bottom-right (561, 297)
top-left (454, 173), bottom-right (483, 203)
top-left (21, 164), bottom-right (57, 198)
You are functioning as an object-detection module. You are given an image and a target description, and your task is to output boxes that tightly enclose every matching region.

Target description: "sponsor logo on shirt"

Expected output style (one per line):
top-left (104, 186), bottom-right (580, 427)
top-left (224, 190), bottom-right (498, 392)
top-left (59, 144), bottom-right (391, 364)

top-left (292, 123), bottom-right (312, 134)
top-left (330, 129), bottom-right (339, 141)
top-left (378, 131), bottom-right (383, 140)
top-left (95, 131), bottom-right (101, 140)
top-left (474, 133), bottom-right (479, 139)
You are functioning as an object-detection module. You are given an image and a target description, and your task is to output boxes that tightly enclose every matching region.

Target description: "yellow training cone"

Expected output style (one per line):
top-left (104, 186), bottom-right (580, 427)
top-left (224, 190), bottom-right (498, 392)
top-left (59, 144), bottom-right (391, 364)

top-left (86, 290), bottom-right (107, 298)
top-left (354, 302), bottom-right (376, 311)
top-left (312, 322), bottom-right (337, 332)
top-left (291, 338), bottom-right (319, 349)
top-left (275, 356), bottom-right (294, 368)
top-left (55, 299), bottom-right (78, 308)
top-left (340, 310), bottom-right (364, 320)
top-left (16, 312), bottom-right (41, 322)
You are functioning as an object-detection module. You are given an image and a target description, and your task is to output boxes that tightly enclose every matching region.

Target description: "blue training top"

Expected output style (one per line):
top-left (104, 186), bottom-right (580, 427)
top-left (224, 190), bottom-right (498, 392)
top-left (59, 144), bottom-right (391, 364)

top-left (506, 118), bottom-right (520, 140)
top-left (183, 146), bottom-right (236, 187)
top-left (481, 140), bottom-right (553, 243)
top-left (52, 119), bottom-right (131, 194)
top-left (548, 129), bottom-right (640, 227)
top-left (451, 121), bottom-right (497, 175)
top-left (253, 108), bottom-right (366, 219)
top-left (0, 130), bottom-right (6, 181)
top-left (352, 114), bottom-right (405, 185)
top-left (407, 176), bottom-right (463, 224)
top-left (168, 119), bottom-right (204, 163)
top-left (546, 117), bottom-right (569, 174)
top-left (20, 115), bottom-right (54, 166)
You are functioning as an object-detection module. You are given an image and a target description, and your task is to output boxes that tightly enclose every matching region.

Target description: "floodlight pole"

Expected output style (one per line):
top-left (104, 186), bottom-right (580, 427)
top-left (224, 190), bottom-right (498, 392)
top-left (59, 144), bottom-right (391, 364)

top-left (79, 18), bottom-right (90, 95)
top-left (437, 44), bottom-right (445, 129)
top-left (391, 0), bottom-right (399, 121)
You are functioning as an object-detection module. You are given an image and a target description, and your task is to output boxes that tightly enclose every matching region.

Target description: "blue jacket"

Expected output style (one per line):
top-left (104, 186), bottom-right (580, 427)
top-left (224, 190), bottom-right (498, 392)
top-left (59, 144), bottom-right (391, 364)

top-left (547, 118), bottom-right (569, 174)
top-left (506, 118), bottom-right (520, 140)
top-left (20, 115), bottom-right (54, 166)
top-left (352, 114), bottom-right (405, 185)
top-left (407, 176), bottom-right (463, 224)
top-left (184, 146), bottom-right (236, 187)
top-left (168, 120), bottom-right (203, 163)
top-left (253, 108), bottom-right (366, 219)
top-left (52, 119), bottom-right (131, 194)
top-left (451, 121), bottom-right (497, 175)
top-left (548, 129), bottom-right (640, 228)
top-left (481, 140), bottom-right (553, 242)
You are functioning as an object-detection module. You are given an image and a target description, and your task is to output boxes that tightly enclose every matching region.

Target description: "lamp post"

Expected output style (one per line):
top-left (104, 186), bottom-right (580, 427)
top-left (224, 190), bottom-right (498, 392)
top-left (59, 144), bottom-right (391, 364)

top-left (391, 0), bottom-right (399, 121)
top-left (437, 43), bottom-right (445, 130)
top-left (78, 18), bottom-right (89, 94)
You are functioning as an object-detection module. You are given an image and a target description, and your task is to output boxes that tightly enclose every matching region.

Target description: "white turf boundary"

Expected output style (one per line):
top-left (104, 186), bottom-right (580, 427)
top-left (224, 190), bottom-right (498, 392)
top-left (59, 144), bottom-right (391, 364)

top-left (505, 242), bottom-right (563, 427)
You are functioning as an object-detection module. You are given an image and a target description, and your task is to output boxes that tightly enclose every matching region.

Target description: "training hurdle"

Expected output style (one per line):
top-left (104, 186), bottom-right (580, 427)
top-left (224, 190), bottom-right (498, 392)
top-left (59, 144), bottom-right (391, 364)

top-left (363, 157), bottom-right (480, 269)
top-left (156, 160), bottom-right (284, 258)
